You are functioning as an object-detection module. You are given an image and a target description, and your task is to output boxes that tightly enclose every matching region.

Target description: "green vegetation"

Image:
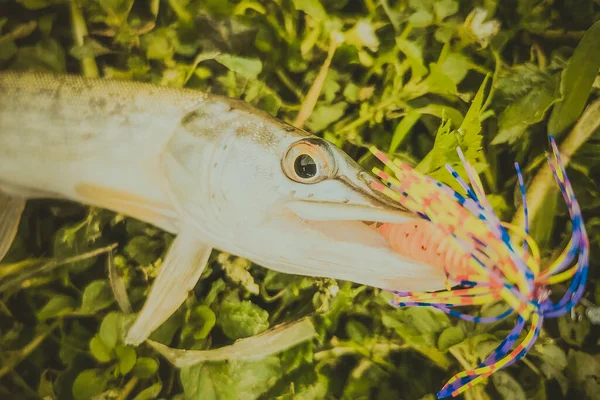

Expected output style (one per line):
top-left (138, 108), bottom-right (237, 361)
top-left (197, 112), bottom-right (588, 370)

top-left (1, 1), bottom-right (599, 399)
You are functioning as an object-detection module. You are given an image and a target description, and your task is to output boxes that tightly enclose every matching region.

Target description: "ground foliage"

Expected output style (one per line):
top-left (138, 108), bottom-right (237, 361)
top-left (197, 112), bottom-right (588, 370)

top-left (1, 0), bottom-right (600, 399)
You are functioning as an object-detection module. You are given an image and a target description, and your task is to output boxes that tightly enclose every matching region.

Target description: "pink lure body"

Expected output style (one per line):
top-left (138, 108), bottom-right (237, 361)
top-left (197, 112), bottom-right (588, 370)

top-left (377, 220), bottom-right (476, 278)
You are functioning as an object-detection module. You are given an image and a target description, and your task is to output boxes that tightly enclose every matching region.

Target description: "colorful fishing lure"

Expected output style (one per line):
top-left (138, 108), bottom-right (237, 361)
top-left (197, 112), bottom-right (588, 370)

top-left (368, 136), bottom-right (589, 398)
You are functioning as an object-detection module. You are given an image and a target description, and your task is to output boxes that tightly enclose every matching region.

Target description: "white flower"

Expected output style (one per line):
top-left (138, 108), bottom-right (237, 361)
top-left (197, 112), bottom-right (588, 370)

top-left (464, 8), bottom-right (501, 48)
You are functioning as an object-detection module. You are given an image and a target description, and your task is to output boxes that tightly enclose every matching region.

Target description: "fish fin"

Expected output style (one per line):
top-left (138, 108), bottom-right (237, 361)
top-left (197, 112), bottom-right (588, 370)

top-left (147, 318), bottom-right (317, 367)
top-left (125, 230), bottom-right (212, 345)
top-left (75, 183), bottom-right (178, 233)
top-left (0, 192), bottom-right (25, 262)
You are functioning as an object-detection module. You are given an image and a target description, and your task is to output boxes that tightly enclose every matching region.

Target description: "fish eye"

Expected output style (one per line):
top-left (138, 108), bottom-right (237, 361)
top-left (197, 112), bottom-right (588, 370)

top-left (294, 154), bottom-right (317, 179)
top-left (282, 139), bottom-right (336, 184)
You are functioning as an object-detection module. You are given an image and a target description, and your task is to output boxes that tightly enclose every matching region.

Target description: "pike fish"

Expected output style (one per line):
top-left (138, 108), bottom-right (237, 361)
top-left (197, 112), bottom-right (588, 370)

top-left (0, 71), bottom-right (447, 345)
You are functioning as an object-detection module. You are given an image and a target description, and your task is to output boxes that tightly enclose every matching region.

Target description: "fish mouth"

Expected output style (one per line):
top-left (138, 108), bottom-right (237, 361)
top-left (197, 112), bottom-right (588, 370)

top-left (286, 198), bottom-right (414, 253)
top-left (283, 176), bottom-right (447, 292)
top-left (286, 165), bottom-right (416, 225)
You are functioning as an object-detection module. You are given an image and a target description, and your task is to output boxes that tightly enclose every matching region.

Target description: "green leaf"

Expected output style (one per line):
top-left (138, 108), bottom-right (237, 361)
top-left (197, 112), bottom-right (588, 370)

top-left (433, 0), bottom-right (459, 20)
top-left (395, 38), bottom-right (428, 79)
top-left (116, 345), bottom-right (137, 375)
top-left (438, 52), bottom-right (472, 85)
top-left (148, 307), bottom-right (184, 345)
top-left (421, 62), bottom-right (458, 96)
top-left (10, 38), bottom-right (66, 73)
top-left (533, 344), bottom-right (567, 380)
top-left (416, 104), bottom-right (464, 127)
top-left (133, 382), bottom-right (163, 400)
top-left (72, 369), bottom-right (109, 400)
top-left (132, 357), bottom-right (159, 379)
top-left (190, 305), bottom-right (216, 340)
top-left (455, 73), bottom-right (490, 142)
top-left (558, 309), bottom-right (591, 346)
top-left (38, 370), bottom-right (56, 398)
top-left (548, 20), bottom-right (600, 136)
top-left (567, 350), bottom-right (600, 398)
top-left (99, 311), bottom-right (135, 349)
top-left (291, 0), bottom-right (327, 20)
top-left (99, 0), bottom-right (135, 15)
top-left (306, 102), bottom-right (347, 132)
top-left (218, 300), bottom-right (270, 340)
top-left (342, 360), bottom-right (387, 398)
top-left (59, 321), bottom-right (95, 366)
top-left (16, 0), bottom-right (54, 10)
top-left (417, 74), bottom-right (488, 189)
top-left (492, 74), bottom-right (560, 145)
top-left (491, 371), bottom-right (527, 400)
top-left (69, 39), bottom-right (113, 60)
top-left (52, 218), bottom-right (102, 273)
top-left (180, 356), bottom-right (281, 400)
top-left (389, 110), bottom-right (421, 153)
top-left (382, 307), bottom-right (451, 350)
top-left (437, 326), bottom-right (465, 352)
top-left (409, 10), bottom-right (434, 28)
top-left (37, 295), bottom-right (76, 320)
top-left (90, 336), bottom-right (113, 363)
top-left (494, 63), bottom-right (550, 106)
top-left (142, 28), bottom-right (176, 60)
top-left (345, 320), bottom-right (369, 342)
top-left (0, 41), bottom-right (18, 62)
top-left (215, 54), bottom-right (263, 79)
top-left (168, 0), bottom-right (193, 23)
top-left (37, 13), bottom-right (55, 36)
top-left (80, 279), bottom-right (115, 314)
top-left (100, 312), bottom-right (121, 349)
top-left (124, 236), bottom-right (163, 265)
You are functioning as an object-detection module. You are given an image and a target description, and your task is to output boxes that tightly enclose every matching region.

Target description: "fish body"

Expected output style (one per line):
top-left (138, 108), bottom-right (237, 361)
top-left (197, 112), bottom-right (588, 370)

top-left (0, 71), bottom-right (214, 233)
top-left (0, 71), bottom-right (447, 344)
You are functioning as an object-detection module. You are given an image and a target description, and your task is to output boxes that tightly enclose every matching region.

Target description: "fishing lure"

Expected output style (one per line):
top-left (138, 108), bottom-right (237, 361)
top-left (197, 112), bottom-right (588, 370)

top-left (368, 136), bottom-right (589, 399)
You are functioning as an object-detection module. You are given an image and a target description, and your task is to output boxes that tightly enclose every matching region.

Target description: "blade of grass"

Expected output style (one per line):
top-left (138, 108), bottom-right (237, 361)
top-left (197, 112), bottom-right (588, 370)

top-left (69, 0), bottom-right (99, 78)
top-left (293, 33), bottom-right (343, 129)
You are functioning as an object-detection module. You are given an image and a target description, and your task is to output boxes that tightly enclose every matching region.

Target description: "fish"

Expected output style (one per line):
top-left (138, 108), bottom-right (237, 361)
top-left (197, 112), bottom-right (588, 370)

top-left (0, 70), bottom-right (448, 345)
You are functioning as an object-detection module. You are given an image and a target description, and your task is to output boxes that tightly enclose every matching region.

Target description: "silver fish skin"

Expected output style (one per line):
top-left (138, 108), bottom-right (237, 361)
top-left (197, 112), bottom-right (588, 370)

top-left (0, 71), bottom-right (446, 345)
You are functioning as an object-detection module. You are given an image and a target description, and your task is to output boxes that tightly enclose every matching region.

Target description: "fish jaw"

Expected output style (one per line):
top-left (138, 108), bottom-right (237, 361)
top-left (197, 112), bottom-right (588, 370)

top-left (238, 216), bottom-right (448, 292)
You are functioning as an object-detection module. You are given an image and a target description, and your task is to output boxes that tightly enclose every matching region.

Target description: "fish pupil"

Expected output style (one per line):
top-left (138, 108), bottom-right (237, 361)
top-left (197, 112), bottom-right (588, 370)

top-left (294, 154), bottom-right (317, 178)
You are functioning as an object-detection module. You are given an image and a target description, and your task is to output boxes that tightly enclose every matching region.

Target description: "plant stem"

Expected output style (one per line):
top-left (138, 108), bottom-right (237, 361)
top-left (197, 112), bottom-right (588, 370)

top-left (0, 243), bottom-right (118, 293)
top-left (531, 29), bottom-right (586, 40)
top-left (293, 34), bottom-right (341, 129)
top-left (149, 0), bottom-right (160, 18)
top-left (70, 0), bottom-right (99, 78)
top-left (116, 377), bottom-right (139, 400)
top-left (275, 68), bottom-right (304, 100)
top-left (448, 347), bottom-right (472, 371)
top-left (9, 371), bottom-right (39, 398)
top-left (0, 320), bottom-right (60, 378)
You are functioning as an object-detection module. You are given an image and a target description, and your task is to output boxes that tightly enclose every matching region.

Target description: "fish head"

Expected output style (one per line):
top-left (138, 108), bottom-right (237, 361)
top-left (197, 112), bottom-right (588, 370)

top-left (163, 96), bottom-right (447, 292)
